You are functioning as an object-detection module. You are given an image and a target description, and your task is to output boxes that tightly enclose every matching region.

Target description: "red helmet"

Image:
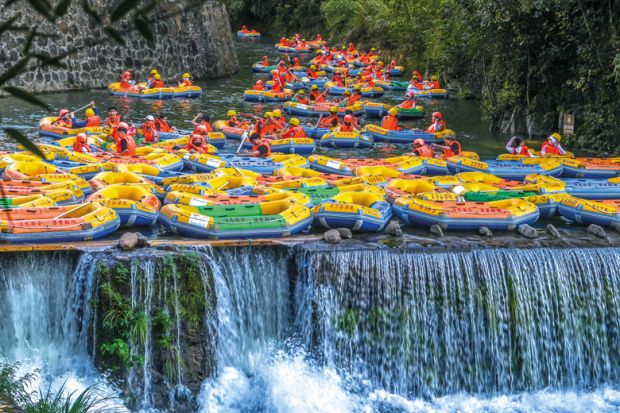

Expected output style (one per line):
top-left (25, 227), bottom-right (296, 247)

top-left (123, 71), bottom-right (131, 78)
top-left (432, 111), bottom-right (442, 119)
top-left (118, 122), bottom-right (129, 130)
top-left (343, 115), bottom-right (353, 123)
top-left (413, 138), bottom-right (425, 147)
top-left (257, 80), bottom-right (263, 85)
top-left (196, 125), bottom-right (208, 135)
top-left (76, 133), bottom-right (87, 144)
top-left (262, 55), bottom-right (268, 60)
top-left (365, 75), bottom-right (372, 81)
top-left (59, 109), bottom-right (70, 118)
top-left (280, 37), bottom-right (286, 42)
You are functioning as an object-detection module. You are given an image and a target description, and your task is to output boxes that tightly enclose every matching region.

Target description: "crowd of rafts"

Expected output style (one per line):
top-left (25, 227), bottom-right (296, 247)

top-left (2, 32), bottom-right (620, 243)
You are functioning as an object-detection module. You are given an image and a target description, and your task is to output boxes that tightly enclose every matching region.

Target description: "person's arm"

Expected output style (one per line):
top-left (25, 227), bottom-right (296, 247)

top-left (191, 113), bottom-right (202, 127)
top-left (71, 118), bottom-right (87, 128)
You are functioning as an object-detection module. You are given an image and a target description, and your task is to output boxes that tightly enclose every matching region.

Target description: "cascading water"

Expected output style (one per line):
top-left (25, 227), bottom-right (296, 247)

top-left (0, 251), bottom-right (127, 410)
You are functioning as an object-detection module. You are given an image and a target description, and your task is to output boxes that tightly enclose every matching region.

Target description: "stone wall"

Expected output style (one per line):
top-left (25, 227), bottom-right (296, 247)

top-left (0, 0), bottom-right (239, 93)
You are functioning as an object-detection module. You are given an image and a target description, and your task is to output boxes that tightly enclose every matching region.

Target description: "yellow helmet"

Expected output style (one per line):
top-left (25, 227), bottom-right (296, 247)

top-left (85, 108), bottom-right (95, 117)
top-left (273, 109), bottom-right (282, 117)
top-left (264, 112), bottom-right (273, 118)
top-left (343, 90), bottom-right (351, 96)
top-left (389, 107), bottom-right (398, 116)
top-left (377, 61), bottom-right (384, 66)
top-left (182, 73), bottom-right (191, 78)
top-left (309, 65), bottom-right (316, 70)
top-left (329, 106), bottom-right (338, 113)
top-left (290, 118), bottom-right (300, 126)
top-left (354, 84), bottom-right (361, 91)
top-left (150, 69), bottom-right (158, 75)
top-left (550, 132), bottom-right (562, 142)
top-left (370, 47), bottom-right (376, 52)
top-left (311, 84), bottom-right (318, 90)
top-left (298, 89), bottom-right (305, 95)
top-left (154, 73), bottom-right (161, 80)
top-left (227, 110), bottom-right (237, 117)
top-left (431, 75), bottom-right (439, 81)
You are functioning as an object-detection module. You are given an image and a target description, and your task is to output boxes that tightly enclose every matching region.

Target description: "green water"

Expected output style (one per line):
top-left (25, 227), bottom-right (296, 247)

top-left (0, 37), bottom-right (537, 158)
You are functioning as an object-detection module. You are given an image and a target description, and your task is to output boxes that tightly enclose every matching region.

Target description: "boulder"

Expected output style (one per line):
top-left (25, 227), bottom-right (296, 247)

top-left (478, 226), bottom-right (493, 237)
top-left (587, 224), bottom-right (607, 239)
top-left (118, 232), bottom-right (139, 251)
top-left (136, 232), bottom-right (150, 248)
top-left (323, 229), bottom-right (341, 244)
top-left (384, 220), bottom-right (403, 236)
top-left (337, 228), bottom-right (353, 239)
top-left (546, 224), bottom-right (561, 238)
top-left (517, 224), bottom-right (537, 238)
top-left (430, 225), bottom-right (444, 237)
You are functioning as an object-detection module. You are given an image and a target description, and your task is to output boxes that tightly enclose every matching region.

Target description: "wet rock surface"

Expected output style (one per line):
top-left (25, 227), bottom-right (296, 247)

top-left (0, 0), bottom-right (239, 93)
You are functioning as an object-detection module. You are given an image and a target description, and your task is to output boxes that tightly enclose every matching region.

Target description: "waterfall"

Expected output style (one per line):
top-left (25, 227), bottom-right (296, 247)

top-left (295, 247), bottom-right (620, 397)
top-left (0, 251), bottom-right (127, 410)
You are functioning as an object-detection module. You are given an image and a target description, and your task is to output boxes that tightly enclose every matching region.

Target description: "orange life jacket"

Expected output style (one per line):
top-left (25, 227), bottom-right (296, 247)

top-left (381, 115), bottom-right (400, 130)
top-left (399, 100), bottom-right (416, 109)
top-left (252, 141), bottom-right (272, 157)
top-left (307, 70), bottom-right (319, 79)
top-left (186, 137), bottom-right (207, 153)
top-left (154, 119), bottom-right (172, 132)
top-left (197, 122), bottom-right (214, 133)
top-left (309, 91), bottom-right (324, 102)
top-left (339, 123), bottom-right (355, 132)
top-left (318, 114), bottom-right (340, 128)
top-left (180, 79), bottom-right (192, 87)
top-left (106, 114), bottom-right (121, 128)
top-left (426, 120), bottom-right (446, 132)
top-left (142, 123), bottom-right (158, 143)
top-left (85, 115), bottom-right (101, 127)
top-left (294, 96), bottom-right (310, 105)
top-left (120, 79), bottom-right (131, 89)
top-left (443, 141), bottom-right (462, 158)
top-left (282, 126), bottom-right (306, 138)
top-left (228, 117), bottom-right (242, 127)
top-left (413, 145), bottom-right (433, 157)
top-left (541, 141), bottom-right (562, 155)
top-left (116, 133), bottom-right (136, 156)
top-left (153, 80), bottom-right (165, 88)
top-left (253, 84), bottom-right (265, 91)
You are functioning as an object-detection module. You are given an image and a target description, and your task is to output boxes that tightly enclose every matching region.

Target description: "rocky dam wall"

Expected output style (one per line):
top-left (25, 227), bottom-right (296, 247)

top-left (0, 0), bottom-right (239, 93)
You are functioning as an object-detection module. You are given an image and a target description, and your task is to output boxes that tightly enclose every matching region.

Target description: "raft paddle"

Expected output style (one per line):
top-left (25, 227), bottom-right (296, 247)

top-left (51, 101), bottom-right (94, 124)
top-left (236, 130), bottom-right (249, 153)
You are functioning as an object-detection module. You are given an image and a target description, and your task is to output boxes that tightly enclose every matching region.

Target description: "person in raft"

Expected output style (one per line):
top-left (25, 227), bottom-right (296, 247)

top-left (408, 138), bottom-right (433, 157)
top-left (381, 107), bottom-right (402, 131)
top-left (146, 69), bottom-right (158, 88)
top-left (291, 89), bottom-right (310, 104)
top-left (72, 133), bottom-right (92, 153)
top-left (253, 80), bottom-right (265, 91)
top-left (141, 115), bottom-right (159, 143)
top-left (148, 73), bottom-right (165, 89)
top-left (105, 107), bottom-right (122, 128)
top-left (540, 132), bottom-right (567, 156)
top-left (154, 113), bottom-right (175, 132)
top-left (426, 111), bottom-right (446, 132)
top-left (506, 136), bottom-right (534, 157)
top-left (185, 133), bottom-right (211, 154)
top-left (335, 114), bottom-right (357, 132)
top-left (115, 122), bottom-right (136, 156)
top-left (432, 134), bottom-right (462, 158)
top-left (246, 133), bottom-right (272, 158)
top-left (55, 108), bottom-right (73, 128)
top-left (119, 71), bottom-right (133, 89)
top-left (318, 106), bottom-right (340, 129)
top-left (280, 118), bottom-right (307, 138)
top-left (71, 101), bottom-right (101, 128)
top-left (397, 93), bottom-right (417, 109)
top-left (191, 113), bottom-right (214, 132)
top-left (179, 73), bottom-right (192, 87)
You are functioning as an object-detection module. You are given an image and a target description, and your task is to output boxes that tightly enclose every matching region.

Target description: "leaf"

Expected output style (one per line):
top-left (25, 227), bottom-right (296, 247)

top-left (3, 128), bottom-right (45, 159)
top-left (104, 26), bottom-right (125, 45)
top-left (26, 0), bottom-right (55, 22)
top-left (133, 15), bottom-right (154, 44)
top-left (0, 15), bottom-right (19, 36)
top-left (22, 29), bottom-right (37, 54)
top-left (0, 57), bottom-right (30, 86)
top-left (32, 53), bottom-right (68, 68)
top-left (2, 86), bottom-right (50, 109)
top-left (80, 0), bottom-right (102, 24)
top-left (54, 0), bottom-right (71, 17)
top-left (110, 0), bottom-right (139, 22)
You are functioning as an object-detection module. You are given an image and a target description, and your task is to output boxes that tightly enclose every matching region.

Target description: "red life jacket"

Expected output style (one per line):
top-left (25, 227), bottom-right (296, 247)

top-left (426, 120), bottom-right (446, 132)
top-left (72, 142), bottom-right (91, 153)
top-left (253, 84), bottom-right (265, 91)
top-left (414, 145), bottom-right (433, 157)
top-left (541, 141), bottom-right (562, 155)
top-left (142, 123), bottom-right (158, 143)
top-left (294, 96), bottom-right (310, 105)
top-left (399, 100), bottom-right (416, 109)
top-left (310, 91), bottom-right (324, 102)
top-left (106, 115), bottom-right (121, 128)
top-left (154, 119), bottom-right (172, 132)
top-left (153, 80), bottom-right (165, 88)
top-left (381, 115), bottom-right (400, 130)
top-left (116, 133), bottom-right (136, 156)
top-left (186, 137), bottom-right (207, 153)
top-left (180, 79), bottom-right (192, 87)
top-left (119, 79), bottom-right (131, 89)
top-left (282, 126), bottom-right (306, 138)
top-left (318, 114), bottom-right (340, 128)
top-left (339, 123), bottom-right (355, 132)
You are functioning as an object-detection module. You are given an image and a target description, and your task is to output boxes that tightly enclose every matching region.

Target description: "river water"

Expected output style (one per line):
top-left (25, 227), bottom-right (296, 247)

top-left (1, 38), bottom-right (620, 413)
top-left (0, 37), bottom-right (536, 158)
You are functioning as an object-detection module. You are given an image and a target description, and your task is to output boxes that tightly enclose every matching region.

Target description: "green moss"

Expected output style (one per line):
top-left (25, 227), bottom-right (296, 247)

top-left (336, 308), bottom-right (360, 336)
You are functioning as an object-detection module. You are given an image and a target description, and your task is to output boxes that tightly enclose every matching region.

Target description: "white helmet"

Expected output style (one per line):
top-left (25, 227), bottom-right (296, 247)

top-left (145, 115), bottom-right (155, 121)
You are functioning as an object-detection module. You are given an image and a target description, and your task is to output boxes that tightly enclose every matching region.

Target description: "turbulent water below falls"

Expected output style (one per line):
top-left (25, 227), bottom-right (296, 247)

top-left (2, 247), bottom-right (620, 412)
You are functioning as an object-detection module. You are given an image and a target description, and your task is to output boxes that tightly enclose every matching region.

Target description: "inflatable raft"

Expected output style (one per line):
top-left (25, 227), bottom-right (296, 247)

top-left (252, 63), bottom-right (276, 73)
top-left (39, 116), bottom-right (110, 139)
top-left (362, 102), bottom-right (425, 119)
top-left (405, 86), bottom-right (449, 99)
top-left (282, 101), bottom-right (364, 117)
top-left (0, 203), bottom-right (120, 243)
top-left (311, 191), bottom-right (392, 232)
top-left (325, 82), bottom-right (385, 98)
top-left (108, 83), bottom-right (202, 99)
top-left (320, 131), bottom-right (374, 149)
top-left (237, 31), bottom-right (260, 38)
top-left (558, 196), bottom-right (620, 227)
top-left (361, 124), bottom-right (450, 144)
top-left (243, 89), bottom-right (293, 103)
top-left (393, 197), bottom-right (539, 230)
top-left (447, 156), bottom-right (563, 180)
top-left (87, 184), bottom-right (161, 226)
top-left (159, 199), bottom-right (313, 239)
